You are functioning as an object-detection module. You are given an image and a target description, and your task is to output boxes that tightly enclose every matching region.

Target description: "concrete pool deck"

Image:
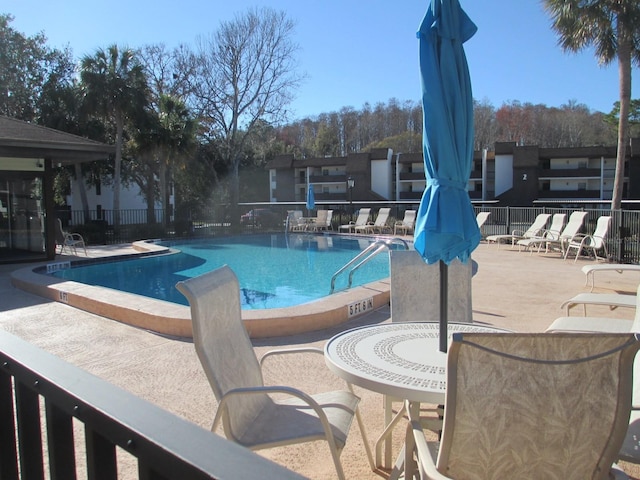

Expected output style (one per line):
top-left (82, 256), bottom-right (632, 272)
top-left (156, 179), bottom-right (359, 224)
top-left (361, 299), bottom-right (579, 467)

top-left (1, 240), bottom-right (640, 478)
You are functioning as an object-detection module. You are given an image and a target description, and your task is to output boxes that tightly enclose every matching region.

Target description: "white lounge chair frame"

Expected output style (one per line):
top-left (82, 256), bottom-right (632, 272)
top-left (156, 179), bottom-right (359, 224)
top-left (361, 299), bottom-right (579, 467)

top-left (486, 213), bottom-right (550, 248)
top-left (338, 208), bottom-right (370, 233)
top-left (583, 263), bottom-right (640, 292)
top-left (476, 211), bottom-right (490, 238)
top-left (394, 210), bottom-right (416, 236)
top-left (355, 207), bottom-right (390, 234)
top-left (561, 291), bottom-right (636, 316)
top-left (563, 215), bottom-right (611, 262)
top-left (519, 211), bottom-right (586, 255)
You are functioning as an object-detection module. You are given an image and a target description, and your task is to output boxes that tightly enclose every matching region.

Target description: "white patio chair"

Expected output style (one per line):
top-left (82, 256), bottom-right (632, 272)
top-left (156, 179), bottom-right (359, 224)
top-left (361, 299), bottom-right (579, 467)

top-left (55, 218), bottom-right (87, 255)
top-left (408, 332), bottom-right (639, 480)
top-left (563, 215), bottom-right (611, 262)
top-left (519, 211), bottom-right (586, 255)
top-left (175, 265), bottom-right (372, 480)
top-left (394, 210), bottom-right (416, 236)
top-left (338, 207), bottom-right (370, 233)
top-left (486, 213), bottom-right (550, 248)
top-left (376, 250), bottom-right (473, 468)
top-left (476, 211), bottom-right (490, 238)
top-left (516, 213), bottom-right (566, 252)
top-left (355, 207), bottom-right (391, 234)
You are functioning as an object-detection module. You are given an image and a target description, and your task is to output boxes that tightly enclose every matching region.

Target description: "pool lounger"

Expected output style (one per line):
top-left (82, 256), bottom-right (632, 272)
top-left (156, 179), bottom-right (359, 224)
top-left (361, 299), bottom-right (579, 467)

top-left (561, 292), bottom-right (636, 316)
top-left (582, 264), bottom-right (640, 292)
top-left (546, 316), bottom-right (634, 333)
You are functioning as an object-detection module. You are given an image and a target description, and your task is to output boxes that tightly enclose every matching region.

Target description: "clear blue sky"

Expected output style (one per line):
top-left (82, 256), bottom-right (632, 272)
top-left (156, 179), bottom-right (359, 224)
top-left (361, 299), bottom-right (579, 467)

top-left (6, 0), bottom-right (638, 119)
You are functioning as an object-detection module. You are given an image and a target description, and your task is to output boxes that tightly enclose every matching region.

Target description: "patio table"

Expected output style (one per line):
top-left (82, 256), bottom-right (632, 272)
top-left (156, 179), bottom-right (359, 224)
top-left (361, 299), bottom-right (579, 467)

top-left (324, 321), bottom-right (509, 477)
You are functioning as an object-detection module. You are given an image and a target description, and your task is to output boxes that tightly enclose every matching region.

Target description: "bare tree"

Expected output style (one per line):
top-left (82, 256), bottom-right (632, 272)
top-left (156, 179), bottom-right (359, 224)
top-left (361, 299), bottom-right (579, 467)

top-left (190, 7), bottom-right (304, 205)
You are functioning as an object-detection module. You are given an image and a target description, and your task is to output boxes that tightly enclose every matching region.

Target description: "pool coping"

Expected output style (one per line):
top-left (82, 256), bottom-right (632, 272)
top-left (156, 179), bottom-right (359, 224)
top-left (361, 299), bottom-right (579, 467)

top-left (10, 238), bottom-right (392, 339)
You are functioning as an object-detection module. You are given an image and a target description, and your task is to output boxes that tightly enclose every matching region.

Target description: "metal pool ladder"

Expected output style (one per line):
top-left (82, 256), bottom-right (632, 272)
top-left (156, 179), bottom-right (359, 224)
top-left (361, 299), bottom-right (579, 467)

top-left (330, 238), bottom-right (409, 294)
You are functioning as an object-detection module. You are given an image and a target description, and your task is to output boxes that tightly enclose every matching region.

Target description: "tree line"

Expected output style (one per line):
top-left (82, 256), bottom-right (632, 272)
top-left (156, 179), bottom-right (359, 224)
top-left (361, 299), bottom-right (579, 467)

top-left (1, 6), bottom-right (638, 221)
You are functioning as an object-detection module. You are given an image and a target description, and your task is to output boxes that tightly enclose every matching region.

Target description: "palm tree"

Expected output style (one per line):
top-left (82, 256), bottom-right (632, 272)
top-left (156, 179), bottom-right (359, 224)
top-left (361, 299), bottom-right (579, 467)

top-left (155, 94), bottom-right (197, 227)
top-left (80, 44), bottom-right (148, 229)
top-left (543, 0), bottom-right (640, 210)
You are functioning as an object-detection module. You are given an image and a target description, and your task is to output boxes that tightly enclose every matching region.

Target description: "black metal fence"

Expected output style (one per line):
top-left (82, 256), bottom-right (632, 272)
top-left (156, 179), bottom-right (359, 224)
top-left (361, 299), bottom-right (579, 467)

top-left (58, 202), bottom-right (640, 264)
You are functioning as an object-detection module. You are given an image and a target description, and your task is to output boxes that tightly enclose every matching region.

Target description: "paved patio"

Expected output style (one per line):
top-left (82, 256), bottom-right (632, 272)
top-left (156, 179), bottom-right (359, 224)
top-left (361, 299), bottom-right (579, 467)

top-left (1, 240), bottom-right (639, 479)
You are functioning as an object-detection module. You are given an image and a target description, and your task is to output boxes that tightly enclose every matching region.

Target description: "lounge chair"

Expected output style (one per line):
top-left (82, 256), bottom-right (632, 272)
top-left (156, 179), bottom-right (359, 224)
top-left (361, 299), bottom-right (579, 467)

top-left (338, 207), bottom-right (370, 233)
top-left (313, 210), bottom-right (333, 231)
top-left (516, 213), bottom-right (566, 252)
top-left (55, 218), bottom-right (87, 255)
top-left (407, 332), bottom-right (639, 480)
top-left (308, 209), bottom-right (333, 231)
top-left (518, 211), bottom-right (586, 255)
top-left (287, 210), bottom-right (306, 231)
top-left (563, 215), bottom-right (611, 262)
top-left (486, 213), bottom-right (550, 248)
top-left (355, 207), bottom-right (390, 234)
top-left (175, 265), bottom-right (371, 480)
top-left (545, 283), bottom-right (640, 333)
top-left (583, 263), bottom-right (640, 292)
top-left (476, 211), bottom-right (490, 238)
top-left (561, 289), bottom-right (637, 316)
top-left (393, 210), bottom-right (416, 236)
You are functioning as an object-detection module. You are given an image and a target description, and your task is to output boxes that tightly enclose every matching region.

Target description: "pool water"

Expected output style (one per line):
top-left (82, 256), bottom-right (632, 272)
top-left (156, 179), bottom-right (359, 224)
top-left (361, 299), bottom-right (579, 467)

top-left (49, 234), bottom-right (395, 309)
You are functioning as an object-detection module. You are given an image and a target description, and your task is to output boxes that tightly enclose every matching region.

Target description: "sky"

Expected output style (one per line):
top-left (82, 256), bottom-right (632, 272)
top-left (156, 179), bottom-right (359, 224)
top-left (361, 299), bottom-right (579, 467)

top-left (6, 0), bottom-right (639, 120)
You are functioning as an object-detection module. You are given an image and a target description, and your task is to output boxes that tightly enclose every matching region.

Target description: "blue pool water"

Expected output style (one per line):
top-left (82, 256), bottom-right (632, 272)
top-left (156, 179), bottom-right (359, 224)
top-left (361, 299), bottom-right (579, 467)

top-left (49, 234), bottom-right (396, 309)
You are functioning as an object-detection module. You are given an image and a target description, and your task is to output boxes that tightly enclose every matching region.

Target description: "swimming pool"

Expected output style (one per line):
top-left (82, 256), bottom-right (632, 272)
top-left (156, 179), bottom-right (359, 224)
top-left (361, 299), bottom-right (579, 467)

top-left (47, 233), bottom-right (397, 309)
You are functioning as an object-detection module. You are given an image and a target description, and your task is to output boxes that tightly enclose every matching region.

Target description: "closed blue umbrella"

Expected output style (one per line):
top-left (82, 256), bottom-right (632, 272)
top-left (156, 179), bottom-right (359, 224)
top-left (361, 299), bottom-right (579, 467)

top-left (415, 0), bottom-right (480, 351)
top-left (306, 184), bottom-right (315, 214)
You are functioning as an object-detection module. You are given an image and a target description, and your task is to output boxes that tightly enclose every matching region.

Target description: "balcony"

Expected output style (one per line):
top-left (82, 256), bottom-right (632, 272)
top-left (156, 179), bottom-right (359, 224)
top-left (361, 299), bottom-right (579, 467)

top-left (398, 172), bottom-right (425, 181)
top-left (539, 168), bottom-right (601, 179)
top-left (537, 189), bottom-right (601, 199)
top-left (308, 174), bottom-right (347, 184)
top-left (399, 191), bottom-right (423, 200)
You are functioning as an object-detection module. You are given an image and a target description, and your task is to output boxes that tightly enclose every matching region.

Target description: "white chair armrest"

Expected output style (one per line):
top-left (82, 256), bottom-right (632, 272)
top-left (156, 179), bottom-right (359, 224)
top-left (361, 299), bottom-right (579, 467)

top-left (410, 419), bottom-right (451, 480)
top-left (259, 347), bottom-right (323, 366)
top-left (213, 384), bottom-right (336, 443)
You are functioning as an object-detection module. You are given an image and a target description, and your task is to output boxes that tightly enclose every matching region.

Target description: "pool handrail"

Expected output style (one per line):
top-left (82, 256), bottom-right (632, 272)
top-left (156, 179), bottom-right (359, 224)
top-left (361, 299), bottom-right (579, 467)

top-left (330, 238), bottom-right (409, 294)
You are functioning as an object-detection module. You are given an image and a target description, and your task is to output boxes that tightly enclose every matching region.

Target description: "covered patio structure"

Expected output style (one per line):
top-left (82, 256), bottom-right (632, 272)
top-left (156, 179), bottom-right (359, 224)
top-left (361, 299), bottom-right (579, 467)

top-left (0, 116), bottom-right (113, 264)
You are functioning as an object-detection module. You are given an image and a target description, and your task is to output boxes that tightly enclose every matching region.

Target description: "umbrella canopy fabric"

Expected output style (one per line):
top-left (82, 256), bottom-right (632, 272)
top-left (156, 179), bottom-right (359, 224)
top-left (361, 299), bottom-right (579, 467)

top-left (306, 184), bottom-right (315, 211)
top-left (414, 0), bottom-right (480, 265)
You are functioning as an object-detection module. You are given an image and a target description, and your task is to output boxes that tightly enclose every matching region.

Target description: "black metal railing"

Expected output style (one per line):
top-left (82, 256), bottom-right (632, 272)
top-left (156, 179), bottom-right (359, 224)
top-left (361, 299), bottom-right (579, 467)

top-left (57, 202), bottom-right (640, 263)
top-left (0, 330), bottom-right (303, 480)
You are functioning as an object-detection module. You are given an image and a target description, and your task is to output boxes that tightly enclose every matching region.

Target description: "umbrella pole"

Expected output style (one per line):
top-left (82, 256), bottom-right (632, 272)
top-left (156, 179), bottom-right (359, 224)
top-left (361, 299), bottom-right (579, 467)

top-left (439, 260), bottom-right (448, 353)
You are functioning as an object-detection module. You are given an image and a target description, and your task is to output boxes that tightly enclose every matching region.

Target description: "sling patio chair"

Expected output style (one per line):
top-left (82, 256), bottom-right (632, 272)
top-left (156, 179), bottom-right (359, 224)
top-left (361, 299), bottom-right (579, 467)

top-left (355, 207), bottom-right (391, 234)
top-left (486, 213), bottom-right (550, 248)
top-left (175, 266), bottom-right (372, 480)
top-left (518, 211), bottom-right (586, 256)
top-left (377, 250), bottom-right (474, 469)
top-left (560, 288), bottom-right (637, 316)
top-left (515, 213), bottom-right (566, 253)
top-left (563, 215), bottom-right (611, 262)
top-left (582, 263), bottom-right (640, 292)
top-left (407, 332), bottom-right (640, 480)
top-left (55, 218), bottom-right (87, 256)
top-left (394, 210), bottom-right (416, 236)
top-left (545, 283), bottom-right (640, 334)
top-left (287, 210), bottom-right (307, 232)
top-left (476, 211), bottom-right (491, 239)
top-left (338, 207), bottom-right (370, 233)
top-left (309, 209), bottom-right (333, 231)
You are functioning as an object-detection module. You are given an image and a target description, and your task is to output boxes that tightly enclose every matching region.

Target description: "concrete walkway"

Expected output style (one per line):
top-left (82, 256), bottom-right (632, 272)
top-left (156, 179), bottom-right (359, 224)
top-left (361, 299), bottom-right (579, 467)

top-left (1, 241), bottom-right (638, 479)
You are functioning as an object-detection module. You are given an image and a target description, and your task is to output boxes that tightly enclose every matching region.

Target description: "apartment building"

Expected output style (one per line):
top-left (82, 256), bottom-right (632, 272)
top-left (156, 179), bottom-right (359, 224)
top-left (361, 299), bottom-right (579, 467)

top-left (267, 139), bottom-right (640, 206)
